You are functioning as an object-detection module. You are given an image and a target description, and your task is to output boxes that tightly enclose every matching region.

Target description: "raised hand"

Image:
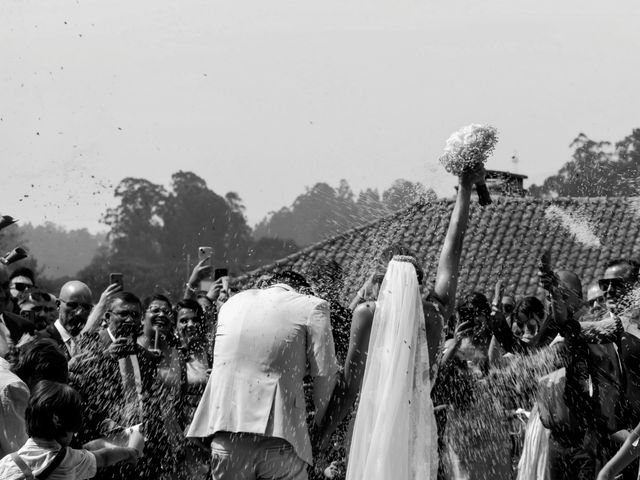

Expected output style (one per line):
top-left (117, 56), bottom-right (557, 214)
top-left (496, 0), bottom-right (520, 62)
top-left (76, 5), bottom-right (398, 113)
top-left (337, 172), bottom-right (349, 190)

top-left (207, 277), bottom-right (224, 302)
top-left (82, 282), bottom-right (123, 334)
top-left (187, 258), bottom-right (213, 289)
top-left (459, 164), bottom-right (486, 188)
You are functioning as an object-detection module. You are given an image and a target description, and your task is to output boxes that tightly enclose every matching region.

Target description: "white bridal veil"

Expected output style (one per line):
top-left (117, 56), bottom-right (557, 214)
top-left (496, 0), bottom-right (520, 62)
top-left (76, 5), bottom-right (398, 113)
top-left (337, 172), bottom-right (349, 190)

top-left (346, 256), bottom-right (438, 480)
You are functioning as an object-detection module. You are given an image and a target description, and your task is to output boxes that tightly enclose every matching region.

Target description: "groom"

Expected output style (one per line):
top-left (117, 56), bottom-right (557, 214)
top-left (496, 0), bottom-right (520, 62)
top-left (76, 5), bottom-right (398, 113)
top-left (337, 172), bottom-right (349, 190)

top-left (187, 270), bottom-right (339, 480)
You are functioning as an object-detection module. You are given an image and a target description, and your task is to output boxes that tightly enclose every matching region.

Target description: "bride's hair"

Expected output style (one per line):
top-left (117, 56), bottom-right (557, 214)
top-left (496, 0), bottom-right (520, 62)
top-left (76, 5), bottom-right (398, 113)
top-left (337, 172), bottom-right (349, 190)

top-left (380, 243), bottom-right (424, 284)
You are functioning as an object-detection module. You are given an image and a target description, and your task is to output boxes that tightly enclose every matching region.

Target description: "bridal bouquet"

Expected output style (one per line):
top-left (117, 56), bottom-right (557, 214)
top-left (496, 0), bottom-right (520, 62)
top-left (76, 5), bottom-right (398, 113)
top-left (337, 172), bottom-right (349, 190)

top-left (439, 124), bottom-right (498, 206)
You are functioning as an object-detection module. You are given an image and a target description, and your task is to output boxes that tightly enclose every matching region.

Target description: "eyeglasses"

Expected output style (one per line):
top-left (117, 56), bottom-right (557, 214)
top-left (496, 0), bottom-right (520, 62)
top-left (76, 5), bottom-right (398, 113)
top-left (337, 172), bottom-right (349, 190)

top-left (23, 306), bottom-right (57, 314)
top-left (109, 309), bottom-right (141, 321)
top-left (59, 298), bottom-right (93, 311)
top-left (10, 282), bottom-right (33, 292)
top-left (502, 304), bottom-right (515, 314)
top-left (147, 307), bottom-right (172, 316)
top-left (598, 278), bottom-right (628, 292)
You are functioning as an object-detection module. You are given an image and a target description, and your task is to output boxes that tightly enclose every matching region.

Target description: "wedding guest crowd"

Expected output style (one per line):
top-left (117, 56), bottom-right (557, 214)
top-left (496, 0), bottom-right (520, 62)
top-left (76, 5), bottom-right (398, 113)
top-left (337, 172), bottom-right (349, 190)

top-left (1, 164), bottom-right (640, 480)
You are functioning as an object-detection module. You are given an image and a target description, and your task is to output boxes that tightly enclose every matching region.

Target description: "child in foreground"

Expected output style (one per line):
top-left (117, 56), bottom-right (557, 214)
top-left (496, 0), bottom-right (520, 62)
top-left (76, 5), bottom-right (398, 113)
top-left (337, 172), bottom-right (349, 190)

top-left (0, 380), bottom-right (139, 480)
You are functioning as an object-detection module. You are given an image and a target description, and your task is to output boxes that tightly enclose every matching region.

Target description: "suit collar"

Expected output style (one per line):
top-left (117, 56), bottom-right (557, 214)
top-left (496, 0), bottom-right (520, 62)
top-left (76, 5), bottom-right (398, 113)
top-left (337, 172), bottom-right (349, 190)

top-left (54, 319), bottom-right (73, 343)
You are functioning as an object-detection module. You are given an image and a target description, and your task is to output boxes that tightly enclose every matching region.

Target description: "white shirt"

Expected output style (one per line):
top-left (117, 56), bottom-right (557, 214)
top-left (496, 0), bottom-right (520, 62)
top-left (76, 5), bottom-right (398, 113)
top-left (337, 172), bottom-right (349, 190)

top-left (54, 319), bottom-right (76, 358)
top-left (0, 438), bottom-right (97, 480)
top-left (0, 315), bottom-right (13, 358)
top-left (0, 357), bottom-right (29, 458)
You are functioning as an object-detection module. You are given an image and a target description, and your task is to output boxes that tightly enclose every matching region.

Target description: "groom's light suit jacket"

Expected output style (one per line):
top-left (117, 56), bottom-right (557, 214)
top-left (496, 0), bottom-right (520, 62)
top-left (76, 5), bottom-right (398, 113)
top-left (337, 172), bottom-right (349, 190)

top-left (187, 284), bottom-right (339, 465)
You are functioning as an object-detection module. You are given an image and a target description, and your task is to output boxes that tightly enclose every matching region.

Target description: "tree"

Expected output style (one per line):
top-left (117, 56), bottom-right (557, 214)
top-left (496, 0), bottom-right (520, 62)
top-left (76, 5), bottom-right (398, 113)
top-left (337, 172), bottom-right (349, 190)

top-left (613, 128), bottom-right (640, 195)
top-left (102, 178), bottom-right (167, 261)
top-left (245, 237), bottom-right (300, 270)
top-left (80, 171), bottom-right (254, 298)
top-left (356, 188), bottom-right (385, 223)
top-left (254, 178), bottom-right (435, 247)
top-left (254, 181), bottom-right (359, 246)
top-left (382, 179), bottom-right (433, 211)
top-left (160, 171), bottom-right (241, 271)
top-left (529, 129), bottom-right (640, 197)
top-left (19, 222), bottom-right (105, 278)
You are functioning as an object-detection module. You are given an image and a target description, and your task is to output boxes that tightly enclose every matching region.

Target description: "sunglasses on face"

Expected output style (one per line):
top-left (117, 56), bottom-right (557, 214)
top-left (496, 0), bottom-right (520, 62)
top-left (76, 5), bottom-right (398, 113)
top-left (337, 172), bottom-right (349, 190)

top-left (24, 306), bottom-right (57, 314)
top-left (503, 304), bottom-right (515, 314)
top-left (59, 298), bottom-right (93, 311)
top-left (10, 282), bottom-right (33, 292)
top-left (598, 278), bottom-right (629, 292)
top-left (147, 307), bottom-right (172, 316)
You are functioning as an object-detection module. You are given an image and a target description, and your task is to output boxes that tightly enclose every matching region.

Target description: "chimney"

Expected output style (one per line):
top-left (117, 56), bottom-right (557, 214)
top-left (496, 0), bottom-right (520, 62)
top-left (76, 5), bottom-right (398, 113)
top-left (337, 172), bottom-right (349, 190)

top-left (479, 170), bottom-right (528, 197)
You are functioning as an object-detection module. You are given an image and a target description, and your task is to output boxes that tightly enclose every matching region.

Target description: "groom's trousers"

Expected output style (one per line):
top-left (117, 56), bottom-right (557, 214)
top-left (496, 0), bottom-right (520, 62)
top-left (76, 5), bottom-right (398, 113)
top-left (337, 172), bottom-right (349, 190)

top-left (210, 432), bottom-right (308, 480)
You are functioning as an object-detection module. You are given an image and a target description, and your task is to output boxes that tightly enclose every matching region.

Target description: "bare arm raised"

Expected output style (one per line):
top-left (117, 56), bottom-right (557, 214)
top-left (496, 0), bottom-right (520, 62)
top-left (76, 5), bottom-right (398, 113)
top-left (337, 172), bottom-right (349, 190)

top-left (426, 167), bottom-right (483, 366)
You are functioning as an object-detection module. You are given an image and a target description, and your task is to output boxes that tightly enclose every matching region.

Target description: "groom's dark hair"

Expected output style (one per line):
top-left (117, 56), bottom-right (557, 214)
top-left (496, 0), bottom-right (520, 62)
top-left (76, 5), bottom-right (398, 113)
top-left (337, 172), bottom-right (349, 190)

top-left (271, 270), bottom-right (311, 292)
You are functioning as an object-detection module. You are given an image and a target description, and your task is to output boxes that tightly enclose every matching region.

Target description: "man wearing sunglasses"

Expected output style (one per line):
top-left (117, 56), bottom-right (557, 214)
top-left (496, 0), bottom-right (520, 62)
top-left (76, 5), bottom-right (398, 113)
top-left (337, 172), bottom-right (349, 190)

top-left (8, 267), bottom-right (35, 305)
top-left (598, 260), bottom-right (639, 316)
top-left (581, 258), bottom-right (640, 480)
top-left (0, 265), bottom-right (34, 359)
top-left (36, 281), bottom-right (93, 360)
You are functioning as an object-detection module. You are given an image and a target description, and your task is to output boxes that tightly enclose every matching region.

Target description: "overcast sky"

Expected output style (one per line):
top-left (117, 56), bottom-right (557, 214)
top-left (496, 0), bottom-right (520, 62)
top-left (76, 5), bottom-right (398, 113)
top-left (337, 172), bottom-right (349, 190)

top-left (2, 0), bottom-right (639, 232)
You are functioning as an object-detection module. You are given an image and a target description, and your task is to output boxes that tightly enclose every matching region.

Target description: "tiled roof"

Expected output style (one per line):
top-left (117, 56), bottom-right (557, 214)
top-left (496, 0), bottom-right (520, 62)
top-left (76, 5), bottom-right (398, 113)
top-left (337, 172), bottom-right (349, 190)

top-left (239, 196), bottom-right (640, 303)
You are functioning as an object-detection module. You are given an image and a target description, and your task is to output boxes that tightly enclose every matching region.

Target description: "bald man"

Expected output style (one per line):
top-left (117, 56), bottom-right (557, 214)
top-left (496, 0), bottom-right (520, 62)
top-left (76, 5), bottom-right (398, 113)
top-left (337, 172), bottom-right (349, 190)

top-left (587, 283), bottom-right (605, 314)
top-left (0, 265), bottom-right (34, 358)
top-left (37, 281), bottom-right (93, 360)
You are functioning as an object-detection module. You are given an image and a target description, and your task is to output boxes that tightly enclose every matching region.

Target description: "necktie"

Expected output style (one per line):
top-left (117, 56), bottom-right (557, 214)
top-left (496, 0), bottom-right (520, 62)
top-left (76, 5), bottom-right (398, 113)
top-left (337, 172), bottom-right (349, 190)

top-left (118, 355), bottom-right (144, 425)
top-left (66, 338), bottom-right (76, 357)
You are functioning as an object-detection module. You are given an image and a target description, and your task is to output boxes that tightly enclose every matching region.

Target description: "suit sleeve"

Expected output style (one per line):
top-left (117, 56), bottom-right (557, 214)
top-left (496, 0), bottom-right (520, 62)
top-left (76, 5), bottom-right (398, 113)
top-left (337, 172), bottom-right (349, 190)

top-left (306, 300), bottom-right (339, 377)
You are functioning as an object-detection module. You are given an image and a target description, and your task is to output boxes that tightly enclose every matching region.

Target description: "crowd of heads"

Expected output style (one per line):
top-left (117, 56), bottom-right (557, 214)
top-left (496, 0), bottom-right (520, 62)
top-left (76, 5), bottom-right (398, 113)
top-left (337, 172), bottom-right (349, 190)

top-left (2, 231), bottom-right (640, 479)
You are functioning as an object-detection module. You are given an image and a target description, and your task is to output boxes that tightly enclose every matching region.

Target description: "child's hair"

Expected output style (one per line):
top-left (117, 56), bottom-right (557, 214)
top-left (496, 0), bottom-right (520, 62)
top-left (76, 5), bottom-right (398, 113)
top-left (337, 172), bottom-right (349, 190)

top-left (26, 380), bottom-right (83, 439)
top-left (13, 339), bottom-right (68, 387)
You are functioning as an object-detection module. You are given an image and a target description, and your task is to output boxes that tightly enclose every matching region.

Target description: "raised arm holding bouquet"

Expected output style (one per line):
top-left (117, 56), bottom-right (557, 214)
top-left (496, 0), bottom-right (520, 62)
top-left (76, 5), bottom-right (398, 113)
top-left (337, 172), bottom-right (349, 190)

top-left (440, 124), bottom-right (498, 206)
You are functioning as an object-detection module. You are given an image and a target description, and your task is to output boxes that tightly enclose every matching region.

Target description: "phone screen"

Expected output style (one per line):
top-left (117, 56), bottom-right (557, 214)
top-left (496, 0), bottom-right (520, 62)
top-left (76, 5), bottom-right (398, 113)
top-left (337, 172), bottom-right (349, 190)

top-left (214, 268), bottom-right (228, 281)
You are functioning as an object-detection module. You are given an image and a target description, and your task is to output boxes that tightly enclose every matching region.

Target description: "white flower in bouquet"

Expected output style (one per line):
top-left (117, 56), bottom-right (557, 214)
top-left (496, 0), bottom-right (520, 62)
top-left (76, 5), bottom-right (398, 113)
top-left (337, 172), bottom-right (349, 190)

top-left (439, 124), bottom-right (498, 175)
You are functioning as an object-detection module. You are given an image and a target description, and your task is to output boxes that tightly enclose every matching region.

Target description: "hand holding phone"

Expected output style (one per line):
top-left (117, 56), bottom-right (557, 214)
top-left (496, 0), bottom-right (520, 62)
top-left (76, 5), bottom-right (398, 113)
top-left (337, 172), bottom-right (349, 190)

top-left (109, 273), bottom-right (124, 291)
top-left (198, 247), bottom-right (213, 265)
top-left (214, 268), bottom-right (229, 294)
top-left (537, 252), bottom-right (557, 291)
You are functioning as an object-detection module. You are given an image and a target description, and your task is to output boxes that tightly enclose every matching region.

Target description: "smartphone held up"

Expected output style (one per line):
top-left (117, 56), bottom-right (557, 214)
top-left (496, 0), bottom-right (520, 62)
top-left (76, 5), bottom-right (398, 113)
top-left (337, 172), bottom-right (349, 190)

top-left (109, 273), bottom-right (124, 290)
top-left (198, 247), bottom-right (213, 267)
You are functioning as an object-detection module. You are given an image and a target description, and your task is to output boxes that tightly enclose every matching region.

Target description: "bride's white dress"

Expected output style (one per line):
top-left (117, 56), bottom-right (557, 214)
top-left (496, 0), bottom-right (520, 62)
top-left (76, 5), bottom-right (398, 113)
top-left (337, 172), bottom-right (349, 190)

top-left (346, 258), bottom-right (438, 480)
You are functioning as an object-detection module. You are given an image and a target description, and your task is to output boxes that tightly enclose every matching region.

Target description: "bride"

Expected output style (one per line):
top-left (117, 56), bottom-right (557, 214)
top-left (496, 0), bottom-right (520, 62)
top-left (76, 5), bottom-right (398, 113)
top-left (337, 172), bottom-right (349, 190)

top-left (316, 166), bottom-right (483, 480)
